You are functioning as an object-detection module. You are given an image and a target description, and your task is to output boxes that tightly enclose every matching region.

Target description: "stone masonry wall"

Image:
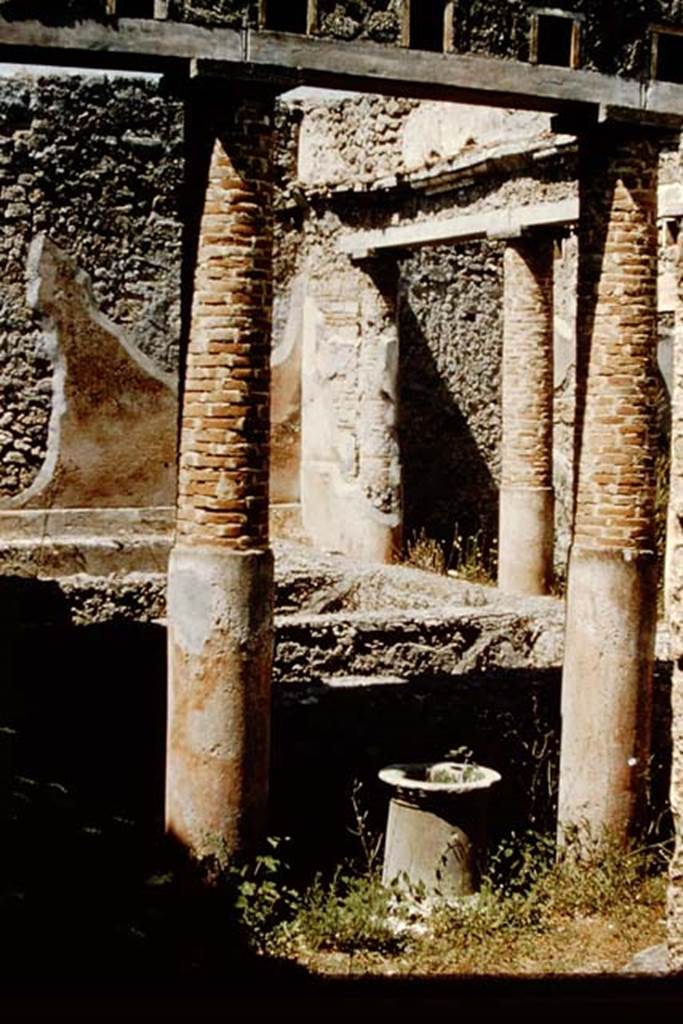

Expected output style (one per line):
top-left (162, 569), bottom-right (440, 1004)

top-left (297, 94), bottom-right (418, 189)
top-left (0, 70), bottom-right (183, 499)
top-left (399, 241), bottom-right (502, 551)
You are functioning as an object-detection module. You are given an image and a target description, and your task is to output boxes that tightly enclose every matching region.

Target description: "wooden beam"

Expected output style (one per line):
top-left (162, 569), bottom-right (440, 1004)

top-left (0, 16), bottom-right (242, 72)
top-left (0, 17), bottom-right (682, 121)
top-left (246, 31), bottom-right (683, 119)
top-left (307, 0), bottom-right (318, 36)
top-left (400, 0), bottom-right (410, 48)
top-left (570, 19), bottom-right (581, 70)
top-left (443, 1), bottom-right (455, 54)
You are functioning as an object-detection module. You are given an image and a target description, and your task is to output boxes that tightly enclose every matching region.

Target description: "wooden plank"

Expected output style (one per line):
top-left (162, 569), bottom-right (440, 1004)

top-left (0, 16), bottom-right (242, 69)
top-left (247, 31), bottom-right (683, 119)
top-left (307, 0), bottom-right (318, 36)
top-left (0, 17), bottom-right (682, 121)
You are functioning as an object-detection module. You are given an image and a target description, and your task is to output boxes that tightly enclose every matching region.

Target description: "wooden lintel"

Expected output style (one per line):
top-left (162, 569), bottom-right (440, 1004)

top-left (0, 17), bottom-right (681, 121)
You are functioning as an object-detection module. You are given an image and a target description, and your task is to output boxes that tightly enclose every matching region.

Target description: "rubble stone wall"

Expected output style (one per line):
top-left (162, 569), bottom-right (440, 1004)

top-left (0, 70), bottom-right (183, 499)
top-left (398, 241), bottom-right (502, 551)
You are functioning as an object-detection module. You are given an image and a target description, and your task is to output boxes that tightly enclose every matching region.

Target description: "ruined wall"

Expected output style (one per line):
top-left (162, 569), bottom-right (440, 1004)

top-left (299, 210), bottom-right (402, 560)
top-left (0, 70), bottom-right (183, 499)
top-left (297, 93), bottom-right (551, 188)
top-left (289, 92), bottom-right (577, 564)
top-left (399, 241), bottom-right (502, 551)
top-left (297, 94), bottom-right (418, 188)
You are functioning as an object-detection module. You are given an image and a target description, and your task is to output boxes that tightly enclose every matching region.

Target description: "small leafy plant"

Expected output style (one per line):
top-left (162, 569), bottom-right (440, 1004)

top-left (427, 746), bottom-right (485, 785)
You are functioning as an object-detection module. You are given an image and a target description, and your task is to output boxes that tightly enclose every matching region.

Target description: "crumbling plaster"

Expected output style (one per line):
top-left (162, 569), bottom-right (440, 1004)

top-left (0, 70), bottom-right (183, 498)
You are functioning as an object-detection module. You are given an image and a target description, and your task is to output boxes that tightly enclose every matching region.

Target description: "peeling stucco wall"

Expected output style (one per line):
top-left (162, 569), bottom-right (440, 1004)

top-left (0, 70), bottom-right (183, 498)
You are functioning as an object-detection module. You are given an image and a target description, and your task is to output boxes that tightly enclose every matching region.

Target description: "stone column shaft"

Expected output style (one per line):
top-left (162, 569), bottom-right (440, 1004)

top-left (166, 87), bottom-right (275, 864)
top-left (301, 258), bottom-right (401, 563)
top-left (558, 126), bottom-right (659, 844)
top-left (499, 237), bottom-right (555, 595)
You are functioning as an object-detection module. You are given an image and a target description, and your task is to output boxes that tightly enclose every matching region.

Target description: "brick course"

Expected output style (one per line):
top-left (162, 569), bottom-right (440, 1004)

top-left (501, 237), bottom-right (554, 491)
top-left (573, 128), bottom-right (659, 554)
top-left (176, 90), bottom-right (274, 551)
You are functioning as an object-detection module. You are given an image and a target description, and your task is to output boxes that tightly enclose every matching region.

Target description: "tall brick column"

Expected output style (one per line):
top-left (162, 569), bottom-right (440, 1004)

top-left (666, 229), bottom-right (683, 970)
top-left (558, 126), bottom-right (659, 844)
top-left (166, 86), bottom-right (275, 864)
top-left (499, 236), bottom-right (554, 595)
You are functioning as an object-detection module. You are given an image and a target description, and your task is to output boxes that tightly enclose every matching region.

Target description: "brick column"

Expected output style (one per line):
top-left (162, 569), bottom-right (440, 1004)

top-left (667, 230), bottom-right (683, 970)
top-left (166, 86), bottom-right (275, 864)
top-left (499, 236), bottom-right (554, 595)
top-left (558, 126), bottom-right (659, 844)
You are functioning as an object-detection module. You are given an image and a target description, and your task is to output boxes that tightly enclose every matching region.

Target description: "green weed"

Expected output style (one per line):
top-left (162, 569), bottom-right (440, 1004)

top-left (403, 524), bottom-right (496, 584)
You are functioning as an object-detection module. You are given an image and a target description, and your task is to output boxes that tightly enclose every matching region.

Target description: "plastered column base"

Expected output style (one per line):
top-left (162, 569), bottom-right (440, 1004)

top-left (301, 464), bottom-right (400, 563)
top-left (558, 545), bottom-right (656, 844)
top-left (668, 660), bottom-right (683, 969)
top-left (498, 486), bottom-right (554, 596)
top-left (165, 545), bottom-right (274, 864)
top-left (382, 794), bottom-right (490, 899)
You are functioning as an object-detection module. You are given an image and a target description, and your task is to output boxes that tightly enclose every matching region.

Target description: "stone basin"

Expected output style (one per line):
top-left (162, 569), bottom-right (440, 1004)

top-left (379, 760), bottom-right (501, 899)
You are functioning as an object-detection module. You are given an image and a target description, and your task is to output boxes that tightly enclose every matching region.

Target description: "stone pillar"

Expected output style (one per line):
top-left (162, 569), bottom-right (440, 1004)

top-left (357, 260), bottom-right (402, 563)
top-left (499, 236), bottom-right (554, 595)
top-left (666, 230), bottom-right (683, 970)
top-left (166, 86), bottom-right (275, 864)
top-left (301, 258), bottom-right (401, 563)
top-left (558, 126), bottom-right (659, 844)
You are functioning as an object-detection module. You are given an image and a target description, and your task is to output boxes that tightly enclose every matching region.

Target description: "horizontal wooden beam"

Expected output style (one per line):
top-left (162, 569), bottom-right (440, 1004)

top-left (341, 185), bottom-right (683, 257)
top-left (0, 17), bottom-right (682, 121)
top-left (0, 15), bottom-right (242, 73)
